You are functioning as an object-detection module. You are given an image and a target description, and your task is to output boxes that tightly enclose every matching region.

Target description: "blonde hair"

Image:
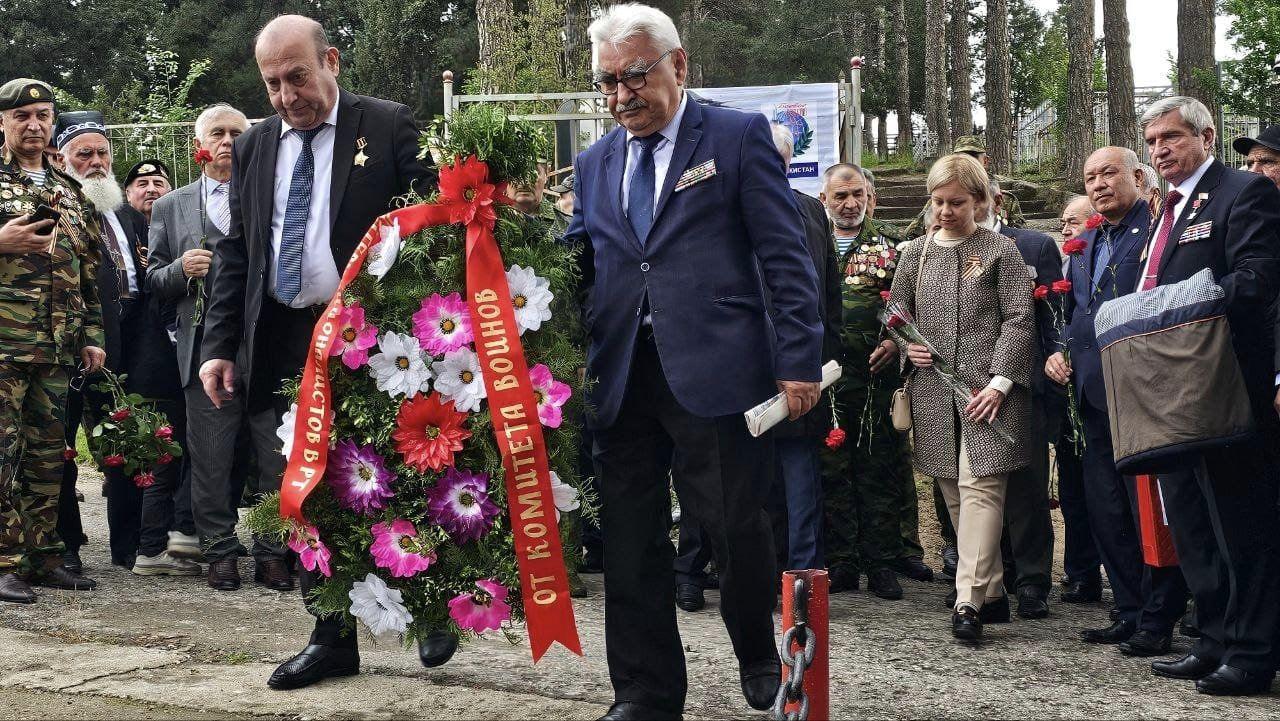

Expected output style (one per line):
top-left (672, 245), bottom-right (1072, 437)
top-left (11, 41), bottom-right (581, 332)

top-left (926, 153), bottom-right (991, 205)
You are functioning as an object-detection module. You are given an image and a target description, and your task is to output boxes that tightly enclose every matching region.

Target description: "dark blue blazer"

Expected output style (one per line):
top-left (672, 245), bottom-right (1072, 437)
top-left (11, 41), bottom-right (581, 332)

top-left (1001, 225), bottom-right (1063, 398)
top-left (1061, 199), bottom-right (1149, 411)
top-left (565, 99), bottom-right (822, 428)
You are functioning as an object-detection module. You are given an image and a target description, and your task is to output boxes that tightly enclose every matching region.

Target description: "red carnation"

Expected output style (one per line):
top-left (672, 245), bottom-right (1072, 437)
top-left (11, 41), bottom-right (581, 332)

top-left (157, 453), bottom-right (174, 466)
top-left (1084, 213), bottom-right (1104, 230)
top-left (110, 408), bottom-right (131, 422)
top-left (879, 290), bottom-right (891, 303)
top-left (824, 428), bottom-right (847, 450)
top-left (886, 313), bottom-right (907, 330)
top-left (1033, 285), bottom-right (1050, 300)
top-left (193, 148), bottom-right (214, 165)
top-left (62, 448), bottom-right (77, 461)
top-left (134, 472), bottom-right (156, 489)
top-left (1052, 279), bottom-right (1073, 294)
top-left (1048, 497), bottom-right (1061, 510)
top-left (104, 454), bottom-right (125, 467)
top-left (155, 425), bottom-right (174, 440)
top-left (1061, 239), bottom-right (1087, 256)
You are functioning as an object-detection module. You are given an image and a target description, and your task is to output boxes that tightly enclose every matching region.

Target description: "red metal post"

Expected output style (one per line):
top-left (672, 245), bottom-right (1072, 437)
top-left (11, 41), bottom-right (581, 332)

top-left (780, 569), bottom-right (829, 720)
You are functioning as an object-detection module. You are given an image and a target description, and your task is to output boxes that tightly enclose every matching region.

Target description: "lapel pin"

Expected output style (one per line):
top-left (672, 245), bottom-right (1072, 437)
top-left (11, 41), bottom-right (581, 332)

top-left (354, 137), bottom-right (369, 167)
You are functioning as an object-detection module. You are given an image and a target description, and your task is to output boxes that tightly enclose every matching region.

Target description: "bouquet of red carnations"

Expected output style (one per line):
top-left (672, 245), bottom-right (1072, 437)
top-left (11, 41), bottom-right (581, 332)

top-left (87, 369), bottom-right (183, 488)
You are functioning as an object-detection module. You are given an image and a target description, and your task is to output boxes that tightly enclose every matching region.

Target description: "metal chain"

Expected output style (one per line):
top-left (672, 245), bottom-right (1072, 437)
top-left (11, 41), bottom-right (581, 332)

top-left (772, 577), bottom-right (817, 721)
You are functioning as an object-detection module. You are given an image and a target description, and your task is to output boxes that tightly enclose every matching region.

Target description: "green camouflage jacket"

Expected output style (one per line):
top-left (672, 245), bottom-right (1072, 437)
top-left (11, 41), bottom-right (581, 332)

top-left (0, 151), bottom-right (104, 365)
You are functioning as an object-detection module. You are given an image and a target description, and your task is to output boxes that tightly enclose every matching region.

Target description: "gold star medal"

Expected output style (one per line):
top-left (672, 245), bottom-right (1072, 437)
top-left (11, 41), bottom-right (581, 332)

top-left (354, 137), bottom-right (369, 167)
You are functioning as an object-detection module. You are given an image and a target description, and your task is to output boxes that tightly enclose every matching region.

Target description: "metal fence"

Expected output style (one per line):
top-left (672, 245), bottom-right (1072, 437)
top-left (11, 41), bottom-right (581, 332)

top-left (107, 122), bottom-right (201, 187)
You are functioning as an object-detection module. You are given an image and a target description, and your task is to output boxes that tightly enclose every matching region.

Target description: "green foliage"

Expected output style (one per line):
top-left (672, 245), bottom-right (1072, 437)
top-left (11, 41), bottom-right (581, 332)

top-left (1220, 0), bottom-right (1280, 119)
top-left (427, 105), bottom-right (552, 185)
top-left (85, 370), bottom-right (184, 481)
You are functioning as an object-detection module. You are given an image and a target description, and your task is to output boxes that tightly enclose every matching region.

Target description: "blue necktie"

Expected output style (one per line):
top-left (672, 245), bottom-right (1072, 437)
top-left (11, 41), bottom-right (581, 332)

top-left (277, 126), bottom-right (322, 305)
top-left (1092, 225), bottom-right (1114, 288)
top-left (627, 134), bottom-right (663, 243)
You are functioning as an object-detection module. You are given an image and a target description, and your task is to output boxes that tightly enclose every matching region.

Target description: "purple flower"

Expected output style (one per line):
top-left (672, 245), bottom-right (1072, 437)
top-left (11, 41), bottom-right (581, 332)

top-left (427, 467), bottom-right (500, 543)
top-left (327, 440), bottom-right (395, 516)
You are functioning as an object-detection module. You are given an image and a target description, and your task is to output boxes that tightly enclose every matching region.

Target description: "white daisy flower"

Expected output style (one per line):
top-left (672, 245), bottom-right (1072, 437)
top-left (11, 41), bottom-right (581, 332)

top-left (431, 347), bottom-right (487, 413)
top-left (367, 331), bottom-right (432, 399)
top-left (276, 403), bottom-right (335, 460)
top-left (366, 218), bottom-right (402, 280)
top-left (549, 471), bottom-right (580, 521)
top-left (505, 264), bottom-right (554, 334)
top-left (348, 573), bottom-right (413, 638)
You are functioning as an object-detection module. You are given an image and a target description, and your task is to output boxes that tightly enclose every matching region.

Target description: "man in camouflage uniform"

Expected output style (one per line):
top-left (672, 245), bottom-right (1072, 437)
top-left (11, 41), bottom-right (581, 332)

top-left (902, 135), bottom-right (1026, 239)
top-left (0, 79), bottom-right (106, 603)
top-left (821, 163), bottom-right (931, 597)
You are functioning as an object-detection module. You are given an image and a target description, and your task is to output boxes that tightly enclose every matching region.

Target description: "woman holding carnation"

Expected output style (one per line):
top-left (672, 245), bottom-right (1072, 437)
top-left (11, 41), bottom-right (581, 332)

top-left (883, 153), bottom-right (1035, 641)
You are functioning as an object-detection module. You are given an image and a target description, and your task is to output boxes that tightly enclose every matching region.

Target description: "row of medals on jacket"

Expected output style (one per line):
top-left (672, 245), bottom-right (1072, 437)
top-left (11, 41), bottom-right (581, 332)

top-left (844, 238), bottom-right (899, 288)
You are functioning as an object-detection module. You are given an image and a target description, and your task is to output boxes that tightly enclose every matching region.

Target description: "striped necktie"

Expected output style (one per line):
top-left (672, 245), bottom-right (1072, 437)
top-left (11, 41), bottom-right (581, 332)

top-left (210, 181), bottom-right (230, 235)
top-left (276, 126), bottom-right (322, 305)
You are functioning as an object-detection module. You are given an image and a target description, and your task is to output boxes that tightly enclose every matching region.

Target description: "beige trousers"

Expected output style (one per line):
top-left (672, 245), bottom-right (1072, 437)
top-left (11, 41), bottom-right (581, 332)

top-left (937, 435), bottom-right (1009, 611)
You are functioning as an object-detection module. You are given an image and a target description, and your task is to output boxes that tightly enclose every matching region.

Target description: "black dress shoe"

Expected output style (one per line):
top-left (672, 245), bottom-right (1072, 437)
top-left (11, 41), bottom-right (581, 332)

top-left (417, 629), bottom-right (459, 667)
top-left (1082, 619), bottom-right (1135, 644)
top-left (1151, 654), bottom-right (1220, 680)
top-left (889, 556), bottom-right (935, 582)
top-left (867, 568), bottom-right (903, 600)
top-left (267, 644), bottom-right (359, 690)
top-left (111, 553), bottom-right (136, 570)
top-left (1179, 605), bottom-right (1200, 638)
top-left (207, 556), bottom-right (241, 591)
top-left (1118, 630), bottom-right (1171, 657)
top-left (255, 558), bottom-right (296, 591)
top-left (597, 702), bottom-right (681, 721)
top-left (952, 606), bottom-right (982, 640)
top-left (978, 595), bottom-right (1010, 624)
top-left (940, 545), bottom-right (958, 579)
top-left (675, 583), bottom-right (705, 612)
top-left (1109, 607), bottom-right (1121, 623)
top-left (1196, 665), bottom-right (1275, 696)
top-left (61, 549), bottom-right (83, 575)
top-left (0, 573), bottom-right (36, 604)
top-left (739, 658), bottom-right (781, 711)
top-left (1061, 579), bottom-right (1102, 603)
top-left (36, 565), bottom-right (96, 590)
top-left (829, 567), bottom-right (859, 593)
top-left (1016, 587), bottom-right (1049, 619)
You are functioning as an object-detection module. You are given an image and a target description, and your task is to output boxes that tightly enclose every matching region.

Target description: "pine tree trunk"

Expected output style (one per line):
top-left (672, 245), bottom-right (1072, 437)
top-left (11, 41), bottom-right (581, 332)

top-left (682, 0), bottom-right (705, 88)
top-left (985, 0), bottom-right (1012, 173)
top-left (1177, 0), bottom-right (1218, 123)
top-left (477, 0), bottom-right (515, 88)
top-left (893, 0), bottom-right (913, 153)
top-left (1064, 0), bottom-right (1095, 188)
top-left (1102, 0), bottom-right (1141, 153)
top-left (925, 0), bottom-right (949, 156)
top-left (563, 0), bottom-right (591, 81)
top-left (863, 113), bottom-right (876, 159)
top-left (878, 112), bottom-right (890, 159)
top-left (949, 0), bottom-right (974, 137)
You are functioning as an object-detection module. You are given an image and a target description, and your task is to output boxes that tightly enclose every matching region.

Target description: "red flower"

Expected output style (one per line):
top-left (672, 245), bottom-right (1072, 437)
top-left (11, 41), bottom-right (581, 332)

top-left (62, 448), bottom-right (77, 461)
top-left (1084, 213), bottom-right (1104, 230)
top-left (110, 408), bottom-right (131, 422)
top-left (104, 454), bottom-right (125, 467)
top-left (1033, 285), bottom-right (1050, 300)
top-left (439, 155), bottom-right (499, 228)
top-left (157, 453), bottom-right (174, 466)
top-left (1052, 279), bottom-right (1073, 294)
top-left (886, 313), bottom-right (907, 330)
top-left (134, 472), bottom-right (156, 489)
top-left (193, 148), bottom-right (214, 165)
top-left (1061, 239), bottom-right (1087, 256)
top-left (824, 428), bottom-right (847, 449)
top-left (879, 290), bottom-right (891, 303)
top-left (155, 425), bottom-right (173, 440)
top-left (393, 392), bottom-right (472, 473)
top-left (1048, 497), bottom-right (1061, 510)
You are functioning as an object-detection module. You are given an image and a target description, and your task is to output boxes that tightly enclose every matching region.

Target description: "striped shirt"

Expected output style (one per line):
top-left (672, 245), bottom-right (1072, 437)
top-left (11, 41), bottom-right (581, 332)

top-left (23, 169), bottom-right (47, 187)
top-left (834, 233), bottom-right (859, 257)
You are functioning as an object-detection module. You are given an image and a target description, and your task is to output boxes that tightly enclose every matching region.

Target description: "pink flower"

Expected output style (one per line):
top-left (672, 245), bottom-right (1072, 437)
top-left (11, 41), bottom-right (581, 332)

top-left (288, 525), bottom-right (332, 577)
top-left (412, 292), bottom-right (474, 356)
top-left (330, 303), bottom-right (379, 370)
top-left (157, 453), bottom-right (174, 465)
top-left (529, 364), bottom-right (571, 428)
top-left (448, 579), bottom-right (511, 634)
top-left (104, 454), bottom-right (125, 467)
top-left (110, 408), bottom-right (131, 422)
top-left (369, 519), bottom-right (436, 578)
top-left (134, 472), bottom-right (155, 488)
top-left (327, 440), bottom-right (396, 516)
top-left (155, 425), bottom-right (173, 440)
top-left (427, 467), bottom-right (501, 543)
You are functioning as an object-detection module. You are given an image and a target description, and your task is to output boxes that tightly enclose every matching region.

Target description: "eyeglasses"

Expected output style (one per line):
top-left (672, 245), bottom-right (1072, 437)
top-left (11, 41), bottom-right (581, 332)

top-left (593, 50), bottom-right (674, 96)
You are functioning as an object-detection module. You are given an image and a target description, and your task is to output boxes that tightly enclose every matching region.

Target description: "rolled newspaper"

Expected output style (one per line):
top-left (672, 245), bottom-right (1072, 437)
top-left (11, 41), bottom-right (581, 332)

top-left (744, 360), bottom-right (843, 437)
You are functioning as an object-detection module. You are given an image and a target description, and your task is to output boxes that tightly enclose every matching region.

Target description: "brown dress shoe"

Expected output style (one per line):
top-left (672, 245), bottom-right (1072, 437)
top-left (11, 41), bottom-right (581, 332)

top-left (255, 558), bottom-right (296, 591)
top-left (0, 573), bottom-right (37, 603)
top-left (208, 556), bottom-right (241, 591)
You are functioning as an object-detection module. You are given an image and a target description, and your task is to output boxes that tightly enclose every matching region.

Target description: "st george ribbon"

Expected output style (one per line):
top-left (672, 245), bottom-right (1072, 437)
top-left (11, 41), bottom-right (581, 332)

top-left (278, 155), bottom-right (582, 661)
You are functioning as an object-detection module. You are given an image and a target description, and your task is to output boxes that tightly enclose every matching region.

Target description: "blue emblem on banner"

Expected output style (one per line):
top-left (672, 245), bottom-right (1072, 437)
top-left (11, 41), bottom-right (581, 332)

top-left (773, 108), bottom-right (814, 156)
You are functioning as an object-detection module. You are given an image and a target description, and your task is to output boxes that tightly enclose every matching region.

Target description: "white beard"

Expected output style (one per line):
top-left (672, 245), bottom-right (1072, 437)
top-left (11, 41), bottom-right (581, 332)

top-left (828, 206), bottom-right (867, 232)
top-left (74, 174), bottom-right (124, 214)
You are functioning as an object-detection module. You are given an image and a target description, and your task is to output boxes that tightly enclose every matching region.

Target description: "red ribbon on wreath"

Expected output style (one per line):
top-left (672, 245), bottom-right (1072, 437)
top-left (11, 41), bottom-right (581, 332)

top-left (279, 155), bottom-right (582, 661)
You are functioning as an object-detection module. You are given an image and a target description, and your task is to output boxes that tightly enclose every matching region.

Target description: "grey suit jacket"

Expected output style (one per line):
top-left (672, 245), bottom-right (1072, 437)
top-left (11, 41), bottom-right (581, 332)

top-left (146, 177), bottom-right (228, 388)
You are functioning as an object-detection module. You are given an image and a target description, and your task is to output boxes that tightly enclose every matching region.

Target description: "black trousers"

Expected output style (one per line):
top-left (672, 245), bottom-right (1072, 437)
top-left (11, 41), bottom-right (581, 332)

top-left (1081, 403), bottom-right (1187, 634)
top-left (1158, 426), bottom-right (1279, 673)
top-left (593, 332), bottom-right (777, 713)
top-left (1001, 394), bottom-right (1055, 593)
top-left (57, 383), bottom-right (96, 554)
top-left (1055, 419), bottom-right (1101, 584)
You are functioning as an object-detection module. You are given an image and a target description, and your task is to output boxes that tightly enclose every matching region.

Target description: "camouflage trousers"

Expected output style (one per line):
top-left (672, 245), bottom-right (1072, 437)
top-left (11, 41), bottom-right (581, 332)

top-left (0, 362), bottom-right (69, 575)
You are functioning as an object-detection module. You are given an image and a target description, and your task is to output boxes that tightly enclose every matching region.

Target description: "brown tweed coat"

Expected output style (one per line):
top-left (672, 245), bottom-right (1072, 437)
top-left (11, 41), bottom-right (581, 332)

top-left (890, 228), bottom-right (1035, 478)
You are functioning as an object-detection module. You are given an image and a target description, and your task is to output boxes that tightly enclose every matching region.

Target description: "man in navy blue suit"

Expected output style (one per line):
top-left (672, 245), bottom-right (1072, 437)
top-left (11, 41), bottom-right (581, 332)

top-left (1120, 98), bottom-right (1280, 695)
top-left (1046, 146), bottom-right (1188, 656)
top-left (566, 5), bottom-right (822, 719)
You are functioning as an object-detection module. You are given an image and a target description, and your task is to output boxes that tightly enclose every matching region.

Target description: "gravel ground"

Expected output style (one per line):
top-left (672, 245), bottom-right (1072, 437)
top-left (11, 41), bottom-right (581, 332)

top-left (0, 464), bottom-right (1276, 720)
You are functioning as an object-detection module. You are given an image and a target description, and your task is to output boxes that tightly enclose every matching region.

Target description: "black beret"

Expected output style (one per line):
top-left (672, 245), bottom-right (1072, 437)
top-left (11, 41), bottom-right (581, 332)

top-left (124, 159), bottom-right (171, 186)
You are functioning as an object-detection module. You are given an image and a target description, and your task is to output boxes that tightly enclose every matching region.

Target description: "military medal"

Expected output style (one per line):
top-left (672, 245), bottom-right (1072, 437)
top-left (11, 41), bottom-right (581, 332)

top-left (354, 137), bottom-right (369, 167)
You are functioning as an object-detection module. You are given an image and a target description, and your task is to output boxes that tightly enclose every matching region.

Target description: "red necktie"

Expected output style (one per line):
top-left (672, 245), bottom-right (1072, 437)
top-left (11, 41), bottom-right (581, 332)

top-left (1140, 190), bottom-right (1182, 291)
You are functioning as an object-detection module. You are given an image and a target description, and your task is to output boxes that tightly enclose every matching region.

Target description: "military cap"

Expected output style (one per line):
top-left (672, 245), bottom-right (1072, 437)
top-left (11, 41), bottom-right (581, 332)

top-left (548, 173), bottom-right (574, 195)
top-left (953, 134), bottom-right (986, 155)
top-left (0, 78), bottom-right (55, 112)
top-left (1232, 125), bottom-right (1280, 157)
top-left (54, 110), bottom-right (107, 149)
top-left (124, 159), bottom-right (170, 187)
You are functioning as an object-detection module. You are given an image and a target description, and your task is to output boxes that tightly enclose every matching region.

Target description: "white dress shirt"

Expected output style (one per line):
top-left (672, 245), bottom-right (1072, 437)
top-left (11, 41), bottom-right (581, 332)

top-left (622, 93), bottom-right (689, 214)
top-left (269, 103), bottom-right (340, 308)
top-left (104, 209), bottom-right (138, 294)
top-left (202, 174), bottom-right (231, 236)
top-left (1138, 155), bottom-right (1214, 290)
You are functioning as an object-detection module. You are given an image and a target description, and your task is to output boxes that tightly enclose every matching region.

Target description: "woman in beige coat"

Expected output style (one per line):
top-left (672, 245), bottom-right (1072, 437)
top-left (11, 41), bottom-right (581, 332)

top-left (885, 153), bottom-right (1035, 640)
